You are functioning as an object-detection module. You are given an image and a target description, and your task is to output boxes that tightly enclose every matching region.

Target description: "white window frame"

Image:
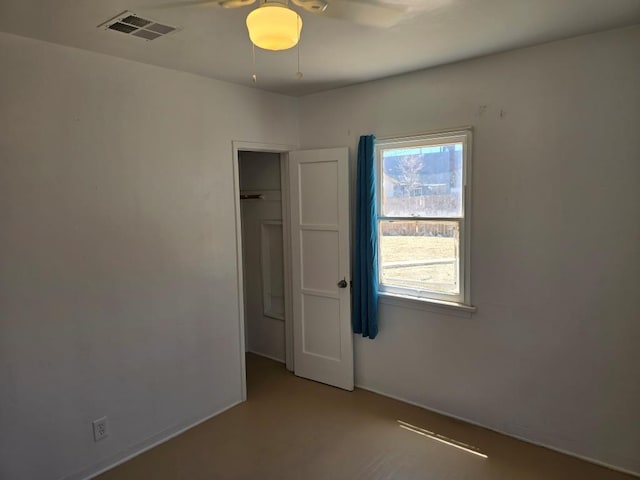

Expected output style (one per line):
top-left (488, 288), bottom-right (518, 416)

top-left (376, 128), bottom-right (474, 311)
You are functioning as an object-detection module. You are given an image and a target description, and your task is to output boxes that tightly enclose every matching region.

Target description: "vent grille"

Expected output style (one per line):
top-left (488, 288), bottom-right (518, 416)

top-left (99, 11), bottom-right (179, 41)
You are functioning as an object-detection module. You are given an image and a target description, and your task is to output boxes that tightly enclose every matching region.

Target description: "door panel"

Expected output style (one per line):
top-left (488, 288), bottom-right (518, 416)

top-left (299, 161), bottom-right (339, 225)
top-left (289, 147), bottom-right (353, 391)
top-left (301, 230), bottom-right (339, 291)
top-left (302, 294), bottom-right (341, 360)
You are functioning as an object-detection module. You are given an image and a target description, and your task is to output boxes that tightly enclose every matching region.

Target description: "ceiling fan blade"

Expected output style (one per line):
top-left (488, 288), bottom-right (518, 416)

top-left (291, 0), bottom-right (329, 14)
top-left (140, 0), bottom-right (219, 10)
top-left (140, 0), bottom-right (249, 10)
top-left (321, 0), bottom-right (409, 27)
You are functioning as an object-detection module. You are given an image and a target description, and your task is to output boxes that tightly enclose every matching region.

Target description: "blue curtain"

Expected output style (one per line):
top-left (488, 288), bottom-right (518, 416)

top-left (352, 135), bottom-right (379, 339)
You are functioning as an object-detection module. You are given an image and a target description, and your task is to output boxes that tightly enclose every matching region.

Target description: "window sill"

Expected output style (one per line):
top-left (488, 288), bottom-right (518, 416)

top-left (378, 292), bottom-right (477, 318)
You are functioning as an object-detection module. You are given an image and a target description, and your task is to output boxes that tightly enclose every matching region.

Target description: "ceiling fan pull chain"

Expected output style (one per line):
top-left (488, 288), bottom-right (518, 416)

top-left (295, 16), bottom-right (303, 80)
top-left (252, 43), bottom-right (257, 84)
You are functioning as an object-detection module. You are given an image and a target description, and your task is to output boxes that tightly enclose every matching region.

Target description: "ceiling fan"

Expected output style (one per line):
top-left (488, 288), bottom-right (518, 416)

top-left (147, 0), bottom-right (430, 51)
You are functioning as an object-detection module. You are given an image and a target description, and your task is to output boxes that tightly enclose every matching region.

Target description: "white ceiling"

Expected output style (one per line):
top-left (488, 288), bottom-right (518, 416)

top-left (0, 0), bottom-right (639, 96)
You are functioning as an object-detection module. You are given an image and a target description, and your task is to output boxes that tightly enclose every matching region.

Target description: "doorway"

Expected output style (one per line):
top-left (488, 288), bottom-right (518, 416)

top-left (232, 141), bottom-right (296, 401)
top-left (232, 142), bottom-right (354, 400)
top-left (238, 150), bottom-right (288, 363)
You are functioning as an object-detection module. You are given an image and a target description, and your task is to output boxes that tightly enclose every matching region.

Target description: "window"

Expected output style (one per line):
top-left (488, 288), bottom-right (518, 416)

top-left (376, 129), bottom-right (472, 307)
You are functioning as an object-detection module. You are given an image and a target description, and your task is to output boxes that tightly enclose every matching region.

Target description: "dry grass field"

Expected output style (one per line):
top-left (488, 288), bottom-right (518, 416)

top-left (380, 236), bottom-right (459, 293)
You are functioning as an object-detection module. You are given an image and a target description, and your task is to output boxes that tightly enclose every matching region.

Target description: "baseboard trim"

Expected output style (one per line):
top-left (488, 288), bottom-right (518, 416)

top-left (62, 400), bottom-right (243, 480)
top-left (247, 349), bottom-right (285, 364)
top-left (355, 384), bottom-right (639, 478)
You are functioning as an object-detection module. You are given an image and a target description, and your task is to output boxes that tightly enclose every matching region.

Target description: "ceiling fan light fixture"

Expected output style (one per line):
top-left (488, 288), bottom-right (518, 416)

top-left (246, 4), bottom-right (302, 51)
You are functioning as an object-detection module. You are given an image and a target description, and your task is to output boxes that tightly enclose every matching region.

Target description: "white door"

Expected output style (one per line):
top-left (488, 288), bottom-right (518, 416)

top-left (289, 147), bottom-right (353, 391)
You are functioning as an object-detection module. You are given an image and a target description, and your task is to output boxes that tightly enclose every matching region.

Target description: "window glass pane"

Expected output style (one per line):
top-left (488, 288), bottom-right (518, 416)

top-left (379, 220), bottom-right (460, 295)
top-left (381, 142), bottom-right (463, 217)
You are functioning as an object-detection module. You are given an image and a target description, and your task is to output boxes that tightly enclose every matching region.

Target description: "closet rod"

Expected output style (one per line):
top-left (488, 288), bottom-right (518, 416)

top-left (240, 194), bottom-right (265, 200)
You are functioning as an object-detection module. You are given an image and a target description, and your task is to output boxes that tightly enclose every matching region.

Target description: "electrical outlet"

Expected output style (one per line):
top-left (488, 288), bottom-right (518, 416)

top-left (92, 417), bottom-right (109, 442)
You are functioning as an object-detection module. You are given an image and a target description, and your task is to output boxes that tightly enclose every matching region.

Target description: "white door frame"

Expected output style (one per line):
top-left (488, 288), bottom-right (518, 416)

top-left (232, 140), bottom-right (297, 401)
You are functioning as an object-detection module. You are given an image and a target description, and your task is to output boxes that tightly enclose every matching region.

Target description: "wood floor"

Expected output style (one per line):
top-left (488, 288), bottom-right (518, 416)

top-left (97, 353), bottom-right (633, 480)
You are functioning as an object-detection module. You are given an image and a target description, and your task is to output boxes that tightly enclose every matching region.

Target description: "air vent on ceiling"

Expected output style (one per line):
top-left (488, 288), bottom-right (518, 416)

top-left (98, 11), bottom-right (179, 41)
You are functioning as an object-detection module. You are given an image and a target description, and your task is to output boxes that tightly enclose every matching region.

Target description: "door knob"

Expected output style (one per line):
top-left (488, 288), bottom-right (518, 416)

top-left (337, 278), bottom-right (348, 288)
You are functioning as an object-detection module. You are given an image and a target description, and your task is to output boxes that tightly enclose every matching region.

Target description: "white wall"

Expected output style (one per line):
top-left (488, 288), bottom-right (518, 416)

top-left (0, 32), bottom-right (298, 480)
top-left (299, 26), bottom-right (640, 475)
top-left (2, 23), bottom-right (638, 480)
top-left (239, 151), bottom-right (286, 362)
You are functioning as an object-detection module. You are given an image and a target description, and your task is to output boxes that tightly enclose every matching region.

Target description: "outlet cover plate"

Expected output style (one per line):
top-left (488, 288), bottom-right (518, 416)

top-left (92, 417), bottom-right (109, 442)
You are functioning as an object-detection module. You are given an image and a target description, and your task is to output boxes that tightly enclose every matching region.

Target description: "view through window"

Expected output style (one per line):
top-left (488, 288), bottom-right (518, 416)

top-left (377, 130), bottom-right (471, 304)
